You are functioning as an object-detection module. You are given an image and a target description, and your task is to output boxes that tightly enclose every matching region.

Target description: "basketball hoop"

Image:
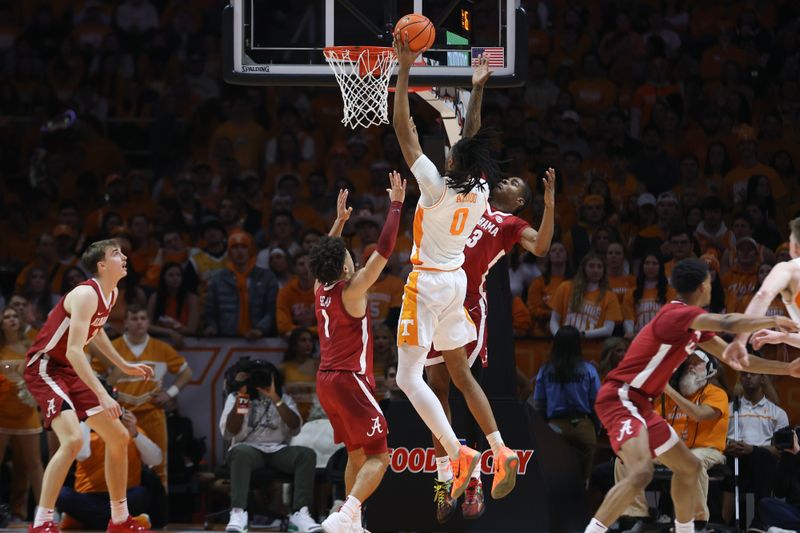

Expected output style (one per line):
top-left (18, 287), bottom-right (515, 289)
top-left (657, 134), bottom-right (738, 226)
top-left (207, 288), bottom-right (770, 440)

top-left (323, 46), bottom-right (397, 129)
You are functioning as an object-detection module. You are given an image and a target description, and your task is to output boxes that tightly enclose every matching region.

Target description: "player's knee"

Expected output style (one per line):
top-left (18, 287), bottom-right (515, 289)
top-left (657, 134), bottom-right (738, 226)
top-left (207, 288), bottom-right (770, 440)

top-left (628, 461), bottom-right (654, 490)
top-left (395, 367), bottom-right (420, 393)
top-left (61, 434), bottom-right (84, 459)
top-left (426, 370), bottom-right (449, 397)
top-left (105, 423), bottom-right (130, 449)
top-left (447, 363), bottom-right (475, 391)
top-left (674, 454), bottom-right (703, 479)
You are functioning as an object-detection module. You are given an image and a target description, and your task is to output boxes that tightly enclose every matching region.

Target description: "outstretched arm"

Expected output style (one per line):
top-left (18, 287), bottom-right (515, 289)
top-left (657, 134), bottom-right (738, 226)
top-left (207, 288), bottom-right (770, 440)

top-left (345, 172), bottom-right (406, 296)
top-left (90, 327), bottom-right (154, 380)
top-left (700, 335), bottom-right (800, 376)
top-left (392, 32), bottom-right (424, 168)
top-left (690, 312), bottom-right (799, 335)
top-left (461, 55), bottom-right (492, 138)
top-left (518, 168), bottom-right (556, 257)
top-left (328, 189), bottom-right (352, 238)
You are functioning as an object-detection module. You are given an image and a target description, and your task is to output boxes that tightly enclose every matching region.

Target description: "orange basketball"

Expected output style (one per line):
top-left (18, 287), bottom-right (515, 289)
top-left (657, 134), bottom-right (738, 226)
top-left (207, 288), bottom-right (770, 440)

top-left (395, 13), bottom-right (435, 53)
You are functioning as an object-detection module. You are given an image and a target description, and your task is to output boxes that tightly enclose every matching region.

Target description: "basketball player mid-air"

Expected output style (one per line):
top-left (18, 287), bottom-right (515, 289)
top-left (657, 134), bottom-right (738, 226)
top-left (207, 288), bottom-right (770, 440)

top-left (312, 173), bottom-right (406, 533)
top-left (24, 239), bottom-right (154, 533)
top-left (422, 55), bottom-right (556, 521)
top-left (391, 31), bottom-right (519, 502)
top-left (586, 258), bottom-right (800, 533)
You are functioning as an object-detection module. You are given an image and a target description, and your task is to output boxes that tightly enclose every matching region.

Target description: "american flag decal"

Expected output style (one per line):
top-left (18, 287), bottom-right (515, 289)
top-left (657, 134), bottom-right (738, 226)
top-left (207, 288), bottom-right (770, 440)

top-left (471, 47), bottom-right (505, 68)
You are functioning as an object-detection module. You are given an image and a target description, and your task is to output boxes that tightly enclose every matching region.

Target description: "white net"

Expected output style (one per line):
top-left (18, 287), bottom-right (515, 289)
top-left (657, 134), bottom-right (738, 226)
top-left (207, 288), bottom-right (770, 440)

top-left (323, 47), bottom-right (398, 129)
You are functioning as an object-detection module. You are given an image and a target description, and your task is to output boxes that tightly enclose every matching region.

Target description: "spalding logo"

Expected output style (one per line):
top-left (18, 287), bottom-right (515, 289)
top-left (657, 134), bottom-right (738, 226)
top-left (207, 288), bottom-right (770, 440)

top-left (388, 446), bottom-right (534, 475)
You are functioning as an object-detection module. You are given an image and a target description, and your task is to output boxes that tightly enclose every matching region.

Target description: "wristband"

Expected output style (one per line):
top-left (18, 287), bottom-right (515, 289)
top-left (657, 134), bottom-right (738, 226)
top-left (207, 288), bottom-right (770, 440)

top-left (166, 385), bottom-right (180, 398)
top-left (275, 398), bottom-right (285, 408)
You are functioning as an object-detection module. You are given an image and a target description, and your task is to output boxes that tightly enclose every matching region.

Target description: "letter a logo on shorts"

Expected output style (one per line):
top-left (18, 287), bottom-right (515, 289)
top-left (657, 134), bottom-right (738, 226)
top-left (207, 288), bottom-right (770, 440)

top-left (367, 416), bottom-right (383, 437)
top-left (617, 419), bottom-right (633, 442)
top-left (46, 398), bottom-right (57, 417)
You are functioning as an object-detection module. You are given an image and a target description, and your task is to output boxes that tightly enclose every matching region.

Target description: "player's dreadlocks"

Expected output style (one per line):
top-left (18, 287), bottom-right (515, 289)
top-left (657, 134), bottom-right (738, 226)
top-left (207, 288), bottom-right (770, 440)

top-left (309, 236), bottom-right (348, 284)
top-left (447, 127), bottom-right (504, 195)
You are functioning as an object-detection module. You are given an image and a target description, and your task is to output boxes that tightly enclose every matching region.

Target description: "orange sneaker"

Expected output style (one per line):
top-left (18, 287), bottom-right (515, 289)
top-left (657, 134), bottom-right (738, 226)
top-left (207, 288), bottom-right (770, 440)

top-left (491, 446), bottom-right (519, 499)
top-left (450, 445), bottom-right (480, 499)
top-left (106, 515), bottom-right (151, 533)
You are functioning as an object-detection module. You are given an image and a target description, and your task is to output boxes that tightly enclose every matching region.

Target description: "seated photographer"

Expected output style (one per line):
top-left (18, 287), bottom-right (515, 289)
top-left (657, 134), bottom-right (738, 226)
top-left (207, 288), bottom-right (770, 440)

top-left (614, 350), bottom-right (729, 530)
top-left (220, 359), bottom-right (321, 533)
top-left (722, 371), bottom-right (789, 524)
top-left (749, 428), bottom-right (800, 532)
top-left (57, 409), bottom-right (162, 530)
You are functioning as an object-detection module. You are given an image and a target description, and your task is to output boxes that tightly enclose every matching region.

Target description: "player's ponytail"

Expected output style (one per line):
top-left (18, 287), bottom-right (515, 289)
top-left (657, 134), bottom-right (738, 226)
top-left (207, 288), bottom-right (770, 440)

top-left (447, 127), bottom-right (504, 195)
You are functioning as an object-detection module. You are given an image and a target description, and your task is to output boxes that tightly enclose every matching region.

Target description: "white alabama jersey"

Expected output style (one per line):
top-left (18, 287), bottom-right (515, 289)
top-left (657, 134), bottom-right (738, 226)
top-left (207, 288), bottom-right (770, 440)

top-left (409, 155), bottom-right (489, 271)
top-left (781, 257), bottom-right (800, 322)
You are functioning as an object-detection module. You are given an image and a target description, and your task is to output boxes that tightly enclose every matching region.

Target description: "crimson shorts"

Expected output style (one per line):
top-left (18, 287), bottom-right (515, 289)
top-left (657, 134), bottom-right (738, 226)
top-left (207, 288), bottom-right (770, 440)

top-left (595, 381), bottom-right (679, 458)
top-left (24, 355), bottom-right (103, 428)
top-left (316, 370), bottom-right (388, 455)
top-left (425, 295), bottom-right (486, 368)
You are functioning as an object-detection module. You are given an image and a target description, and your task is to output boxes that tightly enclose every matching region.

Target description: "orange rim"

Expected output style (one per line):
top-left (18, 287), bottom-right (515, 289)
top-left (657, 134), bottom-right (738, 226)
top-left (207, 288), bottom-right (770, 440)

top-left (323, 46), bottom-right (395, 77)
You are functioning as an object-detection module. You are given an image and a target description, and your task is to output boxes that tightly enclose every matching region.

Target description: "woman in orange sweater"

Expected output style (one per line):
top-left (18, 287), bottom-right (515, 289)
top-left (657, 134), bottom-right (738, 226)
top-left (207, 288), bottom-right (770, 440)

top-left (622, 253), bottom-right (675, 338)
top-left (527, 242), bottom-right (573, 337)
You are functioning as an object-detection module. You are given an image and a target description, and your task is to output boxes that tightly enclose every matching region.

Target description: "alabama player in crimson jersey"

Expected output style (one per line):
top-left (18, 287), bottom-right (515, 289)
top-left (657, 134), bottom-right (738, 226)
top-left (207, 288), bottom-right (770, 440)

top-left (23, 239), bottom-right (154, 533)
top-left (586, 258), bottom-right (800, 533)
top-left (421, 51), bottom-right (556, 522)
top-left (311, 172), bottom-right (405, 533)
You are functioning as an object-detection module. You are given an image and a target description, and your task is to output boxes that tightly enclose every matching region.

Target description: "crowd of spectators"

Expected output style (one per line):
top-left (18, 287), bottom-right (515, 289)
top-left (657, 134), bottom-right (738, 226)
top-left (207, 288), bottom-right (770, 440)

top-left (0, 0), bottom-right (799, 529)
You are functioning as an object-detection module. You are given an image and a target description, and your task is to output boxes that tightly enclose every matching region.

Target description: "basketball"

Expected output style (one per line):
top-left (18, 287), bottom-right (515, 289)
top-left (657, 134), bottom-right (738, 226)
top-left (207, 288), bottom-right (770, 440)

top-left (394, 13), bottom-right (435, 53)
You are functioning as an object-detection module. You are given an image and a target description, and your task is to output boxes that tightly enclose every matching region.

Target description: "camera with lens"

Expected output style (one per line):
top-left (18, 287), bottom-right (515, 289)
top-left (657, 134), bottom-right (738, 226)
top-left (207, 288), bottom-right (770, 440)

top-left (772, 427), bottom-right (800, 450)
top-left (225, 357), bottom-right (276, 397)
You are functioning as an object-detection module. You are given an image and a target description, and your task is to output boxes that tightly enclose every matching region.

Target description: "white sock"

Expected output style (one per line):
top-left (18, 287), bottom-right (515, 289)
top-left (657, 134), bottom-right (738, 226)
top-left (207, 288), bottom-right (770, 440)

top-left (435, 456), bottom-right (453, 482)
top-left (674, 519), bottom-right (693, 533)
top-left (487, 431), bottom-right (504, 457)
top-left (34, 506), bottom-right (54, 528)
top-left (397, 346), bottom-right (461, 459)
top-left (584, 518), bottom-right (608, 533)
top-left (110, 498), bottom-right (129, 524)
top-left (340, 495), bottom-right (361, 522)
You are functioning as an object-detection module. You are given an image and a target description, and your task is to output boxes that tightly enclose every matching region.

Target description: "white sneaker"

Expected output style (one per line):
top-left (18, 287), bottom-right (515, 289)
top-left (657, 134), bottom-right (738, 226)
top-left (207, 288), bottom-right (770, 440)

top-left (288, 506), bottom-right (322, 532)
top-left (328, 499), bottom-right (345, 518)
top-left (321, 511), bottom-right (352, 533)
top-left (226, 508), bottom-right (248, 532)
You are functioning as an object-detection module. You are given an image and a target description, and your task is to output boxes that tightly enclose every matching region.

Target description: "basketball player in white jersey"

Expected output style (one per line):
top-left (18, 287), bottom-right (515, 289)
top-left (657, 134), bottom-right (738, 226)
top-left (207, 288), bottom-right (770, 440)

top-left (728, 217), bottom-right (800, 359)
top-left (392, 33), bottom-right (518, 501)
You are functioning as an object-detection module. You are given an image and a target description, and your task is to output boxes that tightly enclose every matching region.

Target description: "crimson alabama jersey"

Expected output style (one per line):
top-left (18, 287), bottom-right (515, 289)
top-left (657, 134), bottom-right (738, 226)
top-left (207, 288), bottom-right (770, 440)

top-left (605, 301), bottom-right (716, 398)
top-left (27, 279), bottom-right (117, 367)
top-left (462, 205), bottom-right (530, 299)
top-left (316, 280), bottom-right (374, 385)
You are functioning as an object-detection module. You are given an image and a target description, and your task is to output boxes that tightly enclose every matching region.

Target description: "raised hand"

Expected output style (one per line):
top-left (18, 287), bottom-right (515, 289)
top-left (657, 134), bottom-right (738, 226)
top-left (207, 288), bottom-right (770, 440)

top-left (472, 54), bottom-right (492, 87)
top-left (387, 171), bottom-right (407, 203)
top-left (336, 188), bottom-right (353, 222)
top-left (393, 31), bottom-right (421, 69)
top-left (542, 167), bottom-right (556, 209)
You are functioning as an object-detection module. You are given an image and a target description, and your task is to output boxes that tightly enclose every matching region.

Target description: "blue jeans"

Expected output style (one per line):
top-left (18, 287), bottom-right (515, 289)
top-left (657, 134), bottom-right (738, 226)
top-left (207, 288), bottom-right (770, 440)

top-left (56, 486), bottom-right (150, 529)
top-left (753, 497), bottom-right (800, 531)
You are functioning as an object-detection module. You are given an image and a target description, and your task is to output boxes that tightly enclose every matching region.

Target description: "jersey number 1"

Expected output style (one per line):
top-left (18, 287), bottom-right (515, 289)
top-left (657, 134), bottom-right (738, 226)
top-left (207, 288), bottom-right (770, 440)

top-left (450, 208), bottom-right (469, 235)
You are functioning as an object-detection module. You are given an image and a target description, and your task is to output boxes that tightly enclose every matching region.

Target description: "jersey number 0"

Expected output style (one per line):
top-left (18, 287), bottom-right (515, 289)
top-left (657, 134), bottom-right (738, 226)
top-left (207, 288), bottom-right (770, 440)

top-left (449, 208), bottom-right (469, 235)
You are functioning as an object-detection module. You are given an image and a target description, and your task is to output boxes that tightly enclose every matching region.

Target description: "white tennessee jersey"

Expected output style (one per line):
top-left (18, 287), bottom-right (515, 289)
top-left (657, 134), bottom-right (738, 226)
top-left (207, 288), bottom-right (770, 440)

top-left (409, 155), bottom-right (489, 271)
top-left (781, 257), bottom-right (800, 323)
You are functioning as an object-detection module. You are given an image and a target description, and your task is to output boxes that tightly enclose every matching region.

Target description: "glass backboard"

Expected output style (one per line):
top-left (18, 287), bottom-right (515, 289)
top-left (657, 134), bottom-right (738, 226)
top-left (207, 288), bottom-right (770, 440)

top-left (223, 0), bottom-right (527, 88)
